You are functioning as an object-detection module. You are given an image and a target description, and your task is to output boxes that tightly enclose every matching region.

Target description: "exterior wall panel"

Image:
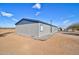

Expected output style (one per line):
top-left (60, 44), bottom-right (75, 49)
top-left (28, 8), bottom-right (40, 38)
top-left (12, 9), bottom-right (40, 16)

top-left (15, 20), bottom-right (58, 40)
top-left (39, 23), bottom-right (51, 37)
top-left (38, 23), bottom-right (58, 37)
top-left (52, 26), bottom-right (58, 34)
top-left (16, 23), bottom-right (39, 38)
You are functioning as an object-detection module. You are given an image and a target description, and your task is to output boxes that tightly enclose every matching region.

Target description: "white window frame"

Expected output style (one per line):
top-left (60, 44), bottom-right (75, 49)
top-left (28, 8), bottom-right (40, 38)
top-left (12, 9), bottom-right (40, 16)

top-left (40, 24), bottom-right (43, 32)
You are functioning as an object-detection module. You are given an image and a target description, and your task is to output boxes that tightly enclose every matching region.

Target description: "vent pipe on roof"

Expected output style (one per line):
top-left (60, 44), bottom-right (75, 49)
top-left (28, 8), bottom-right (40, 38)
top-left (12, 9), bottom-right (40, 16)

top-left (50, 19), bottom-right (52, 25)
top-left (50, 19), bottom-right (53, 32)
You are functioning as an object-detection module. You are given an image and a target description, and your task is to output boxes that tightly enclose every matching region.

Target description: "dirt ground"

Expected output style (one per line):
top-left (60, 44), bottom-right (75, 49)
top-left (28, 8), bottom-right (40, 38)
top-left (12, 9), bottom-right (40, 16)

top-left (0, 29), bottom-right (79, 55)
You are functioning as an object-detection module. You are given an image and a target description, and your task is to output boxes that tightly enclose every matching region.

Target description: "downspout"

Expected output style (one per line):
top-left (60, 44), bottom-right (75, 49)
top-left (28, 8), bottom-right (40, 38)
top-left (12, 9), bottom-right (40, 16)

top-left (38, 23), bottom-right (40, 38)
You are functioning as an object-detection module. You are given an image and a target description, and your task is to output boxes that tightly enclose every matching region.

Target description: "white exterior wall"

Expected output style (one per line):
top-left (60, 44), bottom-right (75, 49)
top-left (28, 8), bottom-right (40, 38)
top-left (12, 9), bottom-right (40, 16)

top-left (16, 23), bottom-right (39, 37)
top-left (38, 23), bottom-right (58, 37)
top-left (38, 23), bottom-right (51, 37)
top-left (16, 22), bottom-right (58, 40)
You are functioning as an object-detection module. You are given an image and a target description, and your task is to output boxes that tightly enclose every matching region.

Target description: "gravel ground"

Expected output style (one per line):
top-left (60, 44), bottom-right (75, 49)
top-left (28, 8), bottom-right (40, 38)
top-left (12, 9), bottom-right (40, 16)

top-left (0, 29), bottom-right (79, 55)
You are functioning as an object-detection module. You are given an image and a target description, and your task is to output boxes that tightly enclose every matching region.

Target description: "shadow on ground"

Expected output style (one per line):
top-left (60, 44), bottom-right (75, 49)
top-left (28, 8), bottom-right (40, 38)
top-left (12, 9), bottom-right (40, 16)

top-left (63, 32), bottom-right (79, 36)
top-left (0, 32), bottom-right (14, 37)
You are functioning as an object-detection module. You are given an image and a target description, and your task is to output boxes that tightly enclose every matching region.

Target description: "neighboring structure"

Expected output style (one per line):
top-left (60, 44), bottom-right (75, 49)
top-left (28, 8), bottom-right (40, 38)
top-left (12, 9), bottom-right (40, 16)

top-left (66, 23), bottom-right (79, 32)
top-left (67, 28), bottom-right (79, 32)
top-left (15, 18), bottom-right (58, 40)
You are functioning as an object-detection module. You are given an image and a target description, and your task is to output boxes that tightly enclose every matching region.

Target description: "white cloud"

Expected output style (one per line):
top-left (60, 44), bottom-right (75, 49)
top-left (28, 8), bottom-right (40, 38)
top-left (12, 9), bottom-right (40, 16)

top-left (35, 12), bottom-right (40, 16)
top-left (12, 18), bottom-right (18, 22)
top-left (63, 20), bottom-right (70, 24)
top-left (32, 3), bottom-right (41, 9)
top-left (63, 20), bottom-right (71, 28)
top-left (1, 11), bottom-right (13, 17)
top-left (61, 15), bottom-right (75, 20)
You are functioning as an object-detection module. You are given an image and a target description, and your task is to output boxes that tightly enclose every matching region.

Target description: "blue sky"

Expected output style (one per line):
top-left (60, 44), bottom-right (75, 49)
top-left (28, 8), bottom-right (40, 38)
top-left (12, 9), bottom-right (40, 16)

top-left (0, 3), bottom-right (79, 28)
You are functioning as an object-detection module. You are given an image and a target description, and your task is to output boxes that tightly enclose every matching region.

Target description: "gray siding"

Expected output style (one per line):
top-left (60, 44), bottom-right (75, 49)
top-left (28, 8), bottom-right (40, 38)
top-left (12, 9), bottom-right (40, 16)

top-left (52, 26), bottom-right (58, 34)
top-left (38, 23), bottom-right (58, 37)
top-left (15, 20), bottom-right (58, 40)
top-left (38, 23), bottom-right (51, 37)
top-left (16, 23), bottom-right (39, 37)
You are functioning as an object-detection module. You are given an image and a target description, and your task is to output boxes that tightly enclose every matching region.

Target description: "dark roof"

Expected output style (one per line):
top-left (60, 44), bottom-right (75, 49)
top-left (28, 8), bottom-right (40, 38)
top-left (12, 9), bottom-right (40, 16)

top-left (15, 18), bottom-right (57, 27)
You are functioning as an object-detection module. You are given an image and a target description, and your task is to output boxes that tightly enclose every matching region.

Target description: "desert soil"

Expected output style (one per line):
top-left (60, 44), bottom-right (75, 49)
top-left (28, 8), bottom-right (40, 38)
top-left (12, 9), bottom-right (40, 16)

top-left (0, 29), bottom-right (79, 55)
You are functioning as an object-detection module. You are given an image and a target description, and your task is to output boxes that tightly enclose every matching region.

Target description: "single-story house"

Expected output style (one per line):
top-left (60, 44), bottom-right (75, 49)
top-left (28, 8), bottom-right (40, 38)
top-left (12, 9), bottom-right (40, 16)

top-left (15, 18), bottom-right (58, 40)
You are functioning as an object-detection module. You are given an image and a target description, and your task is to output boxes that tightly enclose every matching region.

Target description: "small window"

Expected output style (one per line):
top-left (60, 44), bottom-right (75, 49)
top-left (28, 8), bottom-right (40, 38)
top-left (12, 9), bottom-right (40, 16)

top-left (40, 24), bottom-right (43, 32)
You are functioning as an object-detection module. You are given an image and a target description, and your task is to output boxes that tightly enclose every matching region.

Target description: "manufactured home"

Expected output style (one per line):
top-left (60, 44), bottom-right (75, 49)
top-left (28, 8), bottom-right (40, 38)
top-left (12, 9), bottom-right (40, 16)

top-left (15, 18), bottom-right (58, 40)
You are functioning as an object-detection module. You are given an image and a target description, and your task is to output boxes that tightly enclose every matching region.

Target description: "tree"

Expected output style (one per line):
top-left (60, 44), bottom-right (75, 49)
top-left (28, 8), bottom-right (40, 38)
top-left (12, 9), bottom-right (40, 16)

top-left (67, 23), bottom-right (79, 31)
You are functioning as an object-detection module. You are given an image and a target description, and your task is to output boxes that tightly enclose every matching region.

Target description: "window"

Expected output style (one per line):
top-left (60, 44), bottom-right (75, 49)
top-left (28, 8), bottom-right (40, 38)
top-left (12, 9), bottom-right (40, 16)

top-left (40, 24), bottom-right (43, 32)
